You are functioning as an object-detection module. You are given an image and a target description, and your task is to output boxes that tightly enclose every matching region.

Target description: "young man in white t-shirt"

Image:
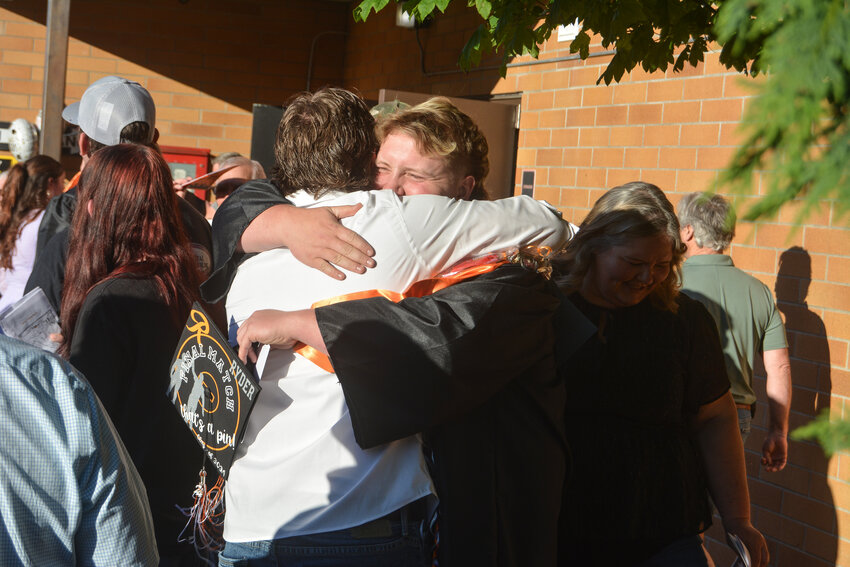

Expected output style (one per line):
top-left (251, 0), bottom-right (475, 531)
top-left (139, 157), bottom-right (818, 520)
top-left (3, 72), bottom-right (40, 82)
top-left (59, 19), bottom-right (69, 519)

top-left (219, 89), bottom-right (570, 566)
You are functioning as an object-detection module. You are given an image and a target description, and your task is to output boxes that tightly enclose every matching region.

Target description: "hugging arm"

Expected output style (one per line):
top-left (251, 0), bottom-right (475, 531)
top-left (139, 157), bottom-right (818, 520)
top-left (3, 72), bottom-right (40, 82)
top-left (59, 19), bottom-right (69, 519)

top-left (241, 203), bottom-right (374, 279)
top-left (237, 308), bottom-right (325, 364)
top-left (201, 180), bottom-right (375, 303)
top-left (315, 265), bottom-right (562, 448)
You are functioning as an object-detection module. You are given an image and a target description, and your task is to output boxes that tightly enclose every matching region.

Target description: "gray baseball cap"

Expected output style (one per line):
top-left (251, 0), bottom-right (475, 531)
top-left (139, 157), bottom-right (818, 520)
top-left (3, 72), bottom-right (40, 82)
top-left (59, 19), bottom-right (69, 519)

top-left (62, 75), bottom-right (156, 146)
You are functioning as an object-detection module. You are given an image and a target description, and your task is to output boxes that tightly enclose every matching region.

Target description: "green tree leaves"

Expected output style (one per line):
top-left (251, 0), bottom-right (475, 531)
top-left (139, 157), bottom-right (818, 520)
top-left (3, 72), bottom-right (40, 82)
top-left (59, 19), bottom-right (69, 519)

top-left (717, 0), bottom-right (850, 222)
top-left (792, 411), bottom-right (850, 456)
top-left (353, 0), bottom-right (391, 22)
top-left (474, 0), bottom-right (491, 20)
top-left (353, 0), bottom-right (850, 223)
top-left (355, 0), bottom-right (725, 83)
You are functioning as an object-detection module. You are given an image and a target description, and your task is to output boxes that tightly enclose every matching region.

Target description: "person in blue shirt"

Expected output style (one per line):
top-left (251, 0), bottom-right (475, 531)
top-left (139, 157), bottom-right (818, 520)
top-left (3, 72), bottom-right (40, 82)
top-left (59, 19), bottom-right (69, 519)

top-left (0, 335), bottom-right (158, 566)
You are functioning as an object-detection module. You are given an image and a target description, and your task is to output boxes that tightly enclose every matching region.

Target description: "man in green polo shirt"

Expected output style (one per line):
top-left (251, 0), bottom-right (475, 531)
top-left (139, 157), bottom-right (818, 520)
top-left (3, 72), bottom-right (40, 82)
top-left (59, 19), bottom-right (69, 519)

top-left (678, 192), bottom-right (791, 473)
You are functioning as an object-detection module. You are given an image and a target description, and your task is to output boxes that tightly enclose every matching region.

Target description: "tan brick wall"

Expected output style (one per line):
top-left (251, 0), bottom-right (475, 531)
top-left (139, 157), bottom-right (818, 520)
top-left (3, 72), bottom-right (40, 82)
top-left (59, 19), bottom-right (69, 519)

top-left (0, 0), bottom-right (348, 159)
top-left (342, 6), bottom-right (850, 567)
top-left (1, 1), bottom-right (848, 564)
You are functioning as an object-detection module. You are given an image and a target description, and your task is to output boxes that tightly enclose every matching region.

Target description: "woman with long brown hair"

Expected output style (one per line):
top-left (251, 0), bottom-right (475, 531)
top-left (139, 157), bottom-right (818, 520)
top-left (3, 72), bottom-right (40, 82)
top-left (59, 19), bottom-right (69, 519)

top-left (0, 155), bottom-right (64, 310)
top-left (60, 143), bottom-right (207, 565)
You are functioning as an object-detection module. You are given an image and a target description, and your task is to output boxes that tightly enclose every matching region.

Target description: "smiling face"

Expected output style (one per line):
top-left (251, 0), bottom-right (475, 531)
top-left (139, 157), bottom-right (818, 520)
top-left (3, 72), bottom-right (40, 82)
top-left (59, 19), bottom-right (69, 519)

top-left (375, 132), bottom-right (474, 199)
top-left (580, 233), bottom-right (674, 309)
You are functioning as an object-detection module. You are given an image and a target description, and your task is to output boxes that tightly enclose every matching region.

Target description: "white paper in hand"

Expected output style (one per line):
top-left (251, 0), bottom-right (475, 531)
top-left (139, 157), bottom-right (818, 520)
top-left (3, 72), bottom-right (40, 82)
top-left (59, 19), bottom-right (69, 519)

top-left (0, 287), bottom-right (61, 352)
top-left (726, 532), bottom-right (751, 567)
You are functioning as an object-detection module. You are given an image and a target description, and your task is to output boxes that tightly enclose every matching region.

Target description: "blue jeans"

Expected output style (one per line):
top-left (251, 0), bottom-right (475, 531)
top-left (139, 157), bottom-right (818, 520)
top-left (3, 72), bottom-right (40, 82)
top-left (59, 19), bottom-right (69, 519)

top-left (635, 535), bottom-right (712, 567)
top-left (737, 407), bottom-right (753, 443)
top-left (218, 507), bottom-right (432, 567)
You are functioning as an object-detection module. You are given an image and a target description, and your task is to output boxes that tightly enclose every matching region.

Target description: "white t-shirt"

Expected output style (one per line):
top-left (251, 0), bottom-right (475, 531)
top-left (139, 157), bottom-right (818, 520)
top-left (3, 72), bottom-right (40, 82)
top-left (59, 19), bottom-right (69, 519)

top-left (224, 189), bottom-right (571, 542)
top-left (0, 210), bottom-right (44, 312)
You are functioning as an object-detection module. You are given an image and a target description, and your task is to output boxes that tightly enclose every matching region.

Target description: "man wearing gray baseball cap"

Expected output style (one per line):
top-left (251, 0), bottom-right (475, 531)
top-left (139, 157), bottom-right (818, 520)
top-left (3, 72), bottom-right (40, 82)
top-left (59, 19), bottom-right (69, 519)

top-left (26, 76), bottom-right (213, 313)
top-left (34, 76), bottom-right (162, 256)
top-left (61, 75), bottom-right (156, 147)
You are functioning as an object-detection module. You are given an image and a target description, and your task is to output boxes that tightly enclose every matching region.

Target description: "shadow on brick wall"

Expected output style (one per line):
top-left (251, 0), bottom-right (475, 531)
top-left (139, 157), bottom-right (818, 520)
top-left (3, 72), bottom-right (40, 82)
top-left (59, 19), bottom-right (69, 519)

top-left (706, 246), bottom-right (837, 567)
top-left (771, 247), bottom-right (837, 567)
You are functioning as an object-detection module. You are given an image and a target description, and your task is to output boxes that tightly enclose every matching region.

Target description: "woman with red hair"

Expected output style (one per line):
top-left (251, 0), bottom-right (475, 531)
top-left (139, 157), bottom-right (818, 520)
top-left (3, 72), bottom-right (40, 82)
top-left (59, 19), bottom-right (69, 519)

top-left (60, 143), bottom-right (206, 565)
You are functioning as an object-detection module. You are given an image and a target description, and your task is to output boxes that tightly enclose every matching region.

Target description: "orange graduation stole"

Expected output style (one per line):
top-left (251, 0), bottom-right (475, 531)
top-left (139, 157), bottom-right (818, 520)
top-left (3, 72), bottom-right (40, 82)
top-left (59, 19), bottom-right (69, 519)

top-left (294, 253), bottom-right (508, 373)
top-left (293, 245), bottom-right (556, 373)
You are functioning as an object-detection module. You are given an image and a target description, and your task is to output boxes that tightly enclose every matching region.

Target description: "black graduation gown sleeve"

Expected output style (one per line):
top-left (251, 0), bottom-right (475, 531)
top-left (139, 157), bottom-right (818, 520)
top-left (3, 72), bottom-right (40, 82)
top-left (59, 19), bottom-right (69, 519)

top-left (318, 264), bottom-right (593, 567)
top-left (200, 179), bottom-right (291, 303)
top-left (314, 263), bottom-right (564, 449)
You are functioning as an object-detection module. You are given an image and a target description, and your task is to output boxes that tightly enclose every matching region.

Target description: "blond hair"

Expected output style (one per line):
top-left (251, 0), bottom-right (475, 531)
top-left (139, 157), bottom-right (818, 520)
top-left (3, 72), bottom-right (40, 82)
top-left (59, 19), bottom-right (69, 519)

top-left (378, 97), bottom-right (490, 200)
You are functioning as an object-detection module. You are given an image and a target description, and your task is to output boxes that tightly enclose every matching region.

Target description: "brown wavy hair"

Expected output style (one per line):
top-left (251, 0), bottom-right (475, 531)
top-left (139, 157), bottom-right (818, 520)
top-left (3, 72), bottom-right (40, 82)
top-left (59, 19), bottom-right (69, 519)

top-left (86, 121), bottom-right (156, 156)
top-left (378, 97), bottom-right (490, 200)
top-left (0, 155), bottom-right (64, 269)
top-left (273, 88), bottom-right (378, 197)
top-left (555, 181), bottom-right (685, 312)
top-left (59, 144), bottom-right (202, 355)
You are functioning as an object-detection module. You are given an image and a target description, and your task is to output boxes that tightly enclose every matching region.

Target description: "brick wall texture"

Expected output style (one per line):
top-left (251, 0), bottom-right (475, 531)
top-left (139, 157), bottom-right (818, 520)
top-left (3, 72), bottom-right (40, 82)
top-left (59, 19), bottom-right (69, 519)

top-left (0, 0), bottom-right (348, 157)
top-left (2, 1), bottom-right (849, 565)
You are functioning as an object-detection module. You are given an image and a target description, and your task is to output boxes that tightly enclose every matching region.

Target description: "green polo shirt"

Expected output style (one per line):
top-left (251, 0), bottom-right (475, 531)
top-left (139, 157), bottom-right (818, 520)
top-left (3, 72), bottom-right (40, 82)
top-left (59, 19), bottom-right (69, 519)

top-left (680, 254), bottom-right (787, 406)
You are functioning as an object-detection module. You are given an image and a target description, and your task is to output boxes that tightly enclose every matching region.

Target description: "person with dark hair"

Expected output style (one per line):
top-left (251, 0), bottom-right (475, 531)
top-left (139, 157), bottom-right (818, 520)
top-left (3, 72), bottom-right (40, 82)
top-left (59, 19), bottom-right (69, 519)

top-left (678, 192), bottom-right (791, 471)
top-left (0, 155), bottom-right (64, 310)
top-left (34, 76), bottom-right (159, 256)
top-left (272, 89), bottom-right (379, 196)
top-left (59, 144), bottom-right (207, 565)
top-left (219, 88), bottom-right (570, 566)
